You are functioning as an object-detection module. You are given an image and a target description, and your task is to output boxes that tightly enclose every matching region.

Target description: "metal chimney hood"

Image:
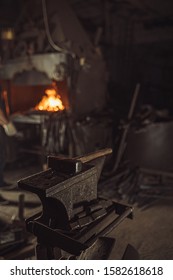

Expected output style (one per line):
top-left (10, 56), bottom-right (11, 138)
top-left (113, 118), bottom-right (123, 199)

top-left (0, 52), bottom-right (67, 85)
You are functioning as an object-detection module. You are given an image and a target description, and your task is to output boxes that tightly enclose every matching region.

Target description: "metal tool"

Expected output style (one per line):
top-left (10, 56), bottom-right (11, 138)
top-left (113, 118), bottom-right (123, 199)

top-left (18, 148), bottom-right (135, 259)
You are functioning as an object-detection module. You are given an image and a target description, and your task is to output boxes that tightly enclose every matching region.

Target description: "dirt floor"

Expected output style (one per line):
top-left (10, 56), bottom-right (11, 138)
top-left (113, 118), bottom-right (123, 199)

top-left (0, 162), bottom-right (173, 260)
top-left (109, 200), bottom-right (173, 260)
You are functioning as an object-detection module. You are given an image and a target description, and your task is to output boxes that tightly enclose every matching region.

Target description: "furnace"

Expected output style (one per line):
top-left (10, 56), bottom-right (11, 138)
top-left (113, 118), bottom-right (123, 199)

top-left (0, 0), bottom-right (112, 163)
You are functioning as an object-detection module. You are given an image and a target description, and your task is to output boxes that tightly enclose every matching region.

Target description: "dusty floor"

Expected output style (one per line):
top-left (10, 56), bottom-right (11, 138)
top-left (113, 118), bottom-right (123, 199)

top-left (0, 162), bottom-right (173, 260)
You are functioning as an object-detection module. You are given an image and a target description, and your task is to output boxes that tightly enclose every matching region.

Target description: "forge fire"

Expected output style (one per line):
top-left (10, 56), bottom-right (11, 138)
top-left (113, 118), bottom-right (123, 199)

top-left (35, 88), bottom-right (65, 112)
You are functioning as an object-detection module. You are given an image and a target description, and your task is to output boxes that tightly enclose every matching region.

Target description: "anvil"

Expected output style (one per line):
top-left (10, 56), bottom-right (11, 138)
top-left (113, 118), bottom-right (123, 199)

top-left (18, 148), bottom-right (133, 259)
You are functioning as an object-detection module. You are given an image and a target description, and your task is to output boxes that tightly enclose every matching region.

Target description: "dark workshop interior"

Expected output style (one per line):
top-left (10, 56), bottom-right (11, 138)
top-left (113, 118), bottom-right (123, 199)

top-left (0, 0), bottom-right (173, 260)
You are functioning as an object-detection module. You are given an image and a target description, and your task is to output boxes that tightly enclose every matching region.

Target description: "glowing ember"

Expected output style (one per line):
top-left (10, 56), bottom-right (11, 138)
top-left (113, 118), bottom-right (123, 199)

top-left (35, 88), bottom-right (65, 112)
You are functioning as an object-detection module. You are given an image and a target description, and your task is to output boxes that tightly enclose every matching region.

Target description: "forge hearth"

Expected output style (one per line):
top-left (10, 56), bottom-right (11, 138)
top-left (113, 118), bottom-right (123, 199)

top-left (1, 56), bottom-right (112, 162)
top-left (0, 52), bottom-right (111, 163)
top-left (1, 63), bottom-right (112, 165)
top-left (2, 78), bottom-right (69, 115)
top-left (0, 51), bottom-right (107, 117)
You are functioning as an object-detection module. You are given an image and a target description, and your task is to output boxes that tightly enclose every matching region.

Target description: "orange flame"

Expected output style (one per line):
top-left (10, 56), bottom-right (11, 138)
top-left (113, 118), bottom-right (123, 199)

top-left (35, 88), bottom-right (65, 112)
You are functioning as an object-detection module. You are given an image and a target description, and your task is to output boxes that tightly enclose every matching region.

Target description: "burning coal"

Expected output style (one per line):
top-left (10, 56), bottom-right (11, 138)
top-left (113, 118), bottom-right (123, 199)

top-left (35, 88), bottom-right (65, 112)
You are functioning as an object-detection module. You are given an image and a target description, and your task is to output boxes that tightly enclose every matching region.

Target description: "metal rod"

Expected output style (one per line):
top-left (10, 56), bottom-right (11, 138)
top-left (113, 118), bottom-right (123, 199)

top-left (112, 83), bottom-right (140, 172)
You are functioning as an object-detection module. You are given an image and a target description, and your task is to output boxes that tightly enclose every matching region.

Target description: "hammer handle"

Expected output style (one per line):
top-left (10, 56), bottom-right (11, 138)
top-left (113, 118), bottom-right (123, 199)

top-left (77, 148), bottom-right (112, 163)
